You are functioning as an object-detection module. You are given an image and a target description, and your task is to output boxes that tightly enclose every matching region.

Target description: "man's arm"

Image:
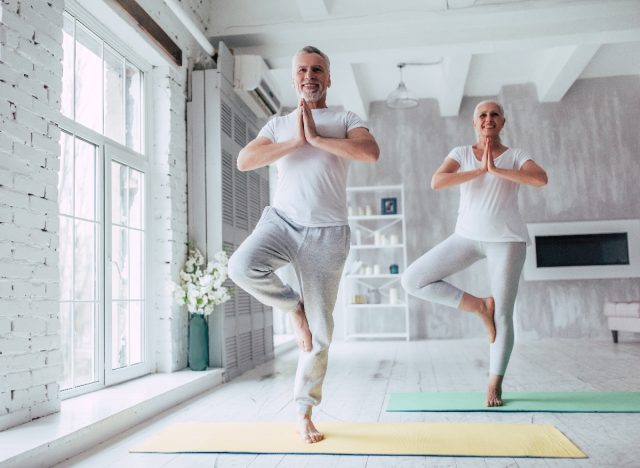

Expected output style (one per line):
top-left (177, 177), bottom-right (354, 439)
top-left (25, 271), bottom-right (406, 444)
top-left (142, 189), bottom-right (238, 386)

top-left (237, 136), bottom-right (302, 171)
top-left (301, 100), bottom-right (379, 162)
top-left (237, 108), bottom-right (306, 172)
top-left (307, 127), bottom-right (380, 163)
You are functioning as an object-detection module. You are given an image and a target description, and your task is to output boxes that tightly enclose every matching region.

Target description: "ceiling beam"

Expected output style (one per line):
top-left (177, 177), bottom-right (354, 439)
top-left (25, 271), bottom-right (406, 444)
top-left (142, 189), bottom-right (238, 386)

top-left (331, 62), bottom-right (369, 121)
top-left (536, 44), bottom-right (600, 102)
top-left (438, 53), bottom-right (471, 117)
top-left (295, 0), bottom-right (329, 18)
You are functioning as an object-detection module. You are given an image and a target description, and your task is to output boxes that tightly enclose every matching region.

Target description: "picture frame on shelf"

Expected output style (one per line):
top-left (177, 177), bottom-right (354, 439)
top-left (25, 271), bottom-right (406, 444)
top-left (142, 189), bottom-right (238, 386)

top-left (381, 197), bottom-right (397, 215)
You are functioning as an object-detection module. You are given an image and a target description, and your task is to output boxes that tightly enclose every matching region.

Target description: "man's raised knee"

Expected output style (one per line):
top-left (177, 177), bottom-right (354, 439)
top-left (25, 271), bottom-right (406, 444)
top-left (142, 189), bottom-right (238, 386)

top-left (227, 252), bottom-right (248, 284)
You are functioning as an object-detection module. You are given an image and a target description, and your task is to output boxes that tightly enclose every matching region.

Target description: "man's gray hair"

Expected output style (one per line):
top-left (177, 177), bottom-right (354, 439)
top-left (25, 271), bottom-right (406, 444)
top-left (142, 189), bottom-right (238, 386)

top-left (291, 46), bottom-right (331, 74)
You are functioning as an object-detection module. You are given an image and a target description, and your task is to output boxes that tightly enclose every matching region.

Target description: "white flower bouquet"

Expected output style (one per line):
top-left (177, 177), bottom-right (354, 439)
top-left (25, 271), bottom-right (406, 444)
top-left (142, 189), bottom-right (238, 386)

top-left (174, 247), bottom-right (231, 315)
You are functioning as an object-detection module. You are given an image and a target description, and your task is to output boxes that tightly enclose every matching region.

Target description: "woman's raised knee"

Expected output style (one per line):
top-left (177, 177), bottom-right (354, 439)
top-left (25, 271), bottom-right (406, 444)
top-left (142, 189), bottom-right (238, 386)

top-left (401, 269), bottom-right (420, 296)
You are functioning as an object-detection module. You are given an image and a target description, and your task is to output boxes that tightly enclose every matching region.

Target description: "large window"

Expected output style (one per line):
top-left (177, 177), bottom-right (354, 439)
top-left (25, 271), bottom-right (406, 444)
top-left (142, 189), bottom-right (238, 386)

top-left (58, 9), bottom-right (149, 396)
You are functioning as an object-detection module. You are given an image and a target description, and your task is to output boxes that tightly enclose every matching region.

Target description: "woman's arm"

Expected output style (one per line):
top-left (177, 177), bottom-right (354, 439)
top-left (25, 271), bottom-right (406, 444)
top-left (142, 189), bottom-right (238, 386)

top-left (431, 157), bottom-right (484, 190)
top-left (488, 159), bottom-right (548, 187)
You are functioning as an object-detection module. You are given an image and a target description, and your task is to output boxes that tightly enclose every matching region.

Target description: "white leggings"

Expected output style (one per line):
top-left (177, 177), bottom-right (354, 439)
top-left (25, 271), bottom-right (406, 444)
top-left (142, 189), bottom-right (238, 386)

top-left (401, 234), bottom-right (526, 375)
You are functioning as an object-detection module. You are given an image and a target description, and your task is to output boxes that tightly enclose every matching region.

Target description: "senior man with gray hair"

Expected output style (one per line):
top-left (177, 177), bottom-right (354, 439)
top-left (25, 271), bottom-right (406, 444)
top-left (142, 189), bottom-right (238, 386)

top-left (228, 45), bottom-right (379, 443)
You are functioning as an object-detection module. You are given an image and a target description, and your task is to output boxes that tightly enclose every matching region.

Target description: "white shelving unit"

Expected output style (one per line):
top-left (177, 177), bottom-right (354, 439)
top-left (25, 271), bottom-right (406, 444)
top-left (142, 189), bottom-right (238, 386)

top-left (342, 185), bottom-right (410, 340)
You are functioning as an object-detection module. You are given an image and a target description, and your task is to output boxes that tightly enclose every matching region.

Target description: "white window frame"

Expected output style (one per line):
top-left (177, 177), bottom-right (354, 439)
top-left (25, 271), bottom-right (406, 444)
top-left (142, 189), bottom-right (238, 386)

top-left (104, 143), bottom-right (151, 386)
top-left (60, 3), bottom-right (155, 399)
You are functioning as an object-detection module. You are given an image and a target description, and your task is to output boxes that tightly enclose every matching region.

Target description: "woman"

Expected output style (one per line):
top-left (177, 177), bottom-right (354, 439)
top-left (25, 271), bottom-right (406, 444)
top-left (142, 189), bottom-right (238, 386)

top-left (401, 100), bottom-right (547, 406)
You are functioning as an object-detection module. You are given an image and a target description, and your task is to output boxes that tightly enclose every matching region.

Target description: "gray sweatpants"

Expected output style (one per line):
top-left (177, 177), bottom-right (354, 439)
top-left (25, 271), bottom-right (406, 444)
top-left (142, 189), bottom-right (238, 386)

top-left (401, 233), bottom-right (526, 375)
top-left (228, 207), bottom-right (350, 416)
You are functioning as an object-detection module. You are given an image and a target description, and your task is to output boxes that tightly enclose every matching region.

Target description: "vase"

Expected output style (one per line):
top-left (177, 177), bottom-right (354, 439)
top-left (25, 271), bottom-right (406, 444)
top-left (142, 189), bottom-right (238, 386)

top-left (188, 313), bottom-right (209, 371)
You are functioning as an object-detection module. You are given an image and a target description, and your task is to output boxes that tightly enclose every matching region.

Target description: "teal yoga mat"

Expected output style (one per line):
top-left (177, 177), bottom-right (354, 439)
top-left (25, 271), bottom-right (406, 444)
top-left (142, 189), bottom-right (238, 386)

top-left (387, 391), bottom-right (640, 412)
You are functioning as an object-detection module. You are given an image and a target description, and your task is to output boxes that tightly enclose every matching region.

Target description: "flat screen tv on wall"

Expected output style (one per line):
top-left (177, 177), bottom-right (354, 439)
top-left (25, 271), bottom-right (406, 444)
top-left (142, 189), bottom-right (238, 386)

top-left (535, 233), bottom-right (629, 268)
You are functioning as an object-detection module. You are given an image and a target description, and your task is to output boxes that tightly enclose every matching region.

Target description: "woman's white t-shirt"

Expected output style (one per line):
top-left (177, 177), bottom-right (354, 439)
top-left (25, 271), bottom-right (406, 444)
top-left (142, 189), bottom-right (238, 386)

top-left (446, 145), bottom-right (532, 244)
top-left (258, 108), bottom-right (367, 227)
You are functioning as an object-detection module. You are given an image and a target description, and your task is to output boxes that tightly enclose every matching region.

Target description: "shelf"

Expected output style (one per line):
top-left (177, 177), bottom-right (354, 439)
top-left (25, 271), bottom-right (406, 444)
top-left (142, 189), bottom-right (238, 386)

top-left (350, 244), bottom-right (404, 249)
top-left (346, 274), bottom-right (401, 279)
top-left (349, 215), bottom-right (402, 221)
top-left (347, 184), bottom-right (403, 193)
top-left (344, 184), bottom-right (409, 342)
top-left (346, 304), bottom-right (407, 308)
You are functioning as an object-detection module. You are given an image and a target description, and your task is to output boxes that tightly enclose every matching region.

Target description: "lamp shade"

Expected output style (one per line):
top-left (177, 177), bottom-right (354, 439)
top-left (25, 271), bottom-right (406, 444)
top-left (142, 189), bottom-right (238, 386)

top-left (386, 81), bottom-right (418, 109)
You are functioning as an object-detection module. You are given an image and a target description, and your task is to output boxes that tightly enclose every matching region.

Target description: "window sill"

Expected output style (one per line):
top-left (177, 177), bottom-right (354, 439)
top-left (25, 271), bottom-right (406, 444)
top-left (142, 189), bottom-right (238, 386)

top-left (0, 367), bottom-right (224, 467)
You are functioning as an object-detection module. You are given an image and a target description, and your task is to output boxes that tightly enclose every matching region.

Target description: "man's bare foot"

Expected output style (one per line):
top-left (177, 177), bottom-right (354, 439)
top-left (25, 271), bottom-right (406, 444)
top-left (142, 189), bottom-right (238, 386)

top-left (297, 416), bottom-right (324, 443)
top-left (479, 297), bottom-right (496, 343)
top-left (486, 374), bottom-right (503, 407)
top-left (291, 301), bottom-right (312, 352)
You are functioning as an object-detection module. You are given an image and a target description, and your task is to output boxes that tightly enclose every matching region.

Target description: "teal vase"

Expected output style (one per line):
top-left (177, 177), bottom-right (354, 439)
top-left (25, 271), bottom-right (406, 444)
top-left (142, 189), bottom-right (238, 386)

top-left (188, 313), bottom-right (209, 371)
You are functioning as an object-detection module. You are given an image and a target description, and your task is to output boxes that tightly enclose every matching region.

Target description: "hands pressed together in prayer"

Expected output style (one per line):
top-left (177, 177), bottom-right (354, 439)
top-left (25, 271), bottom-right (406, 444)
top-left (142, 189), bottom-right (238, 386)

top-left (479, 136), bottom-right (499, 174)
top-left (295, 98), bottom-right (320, 148)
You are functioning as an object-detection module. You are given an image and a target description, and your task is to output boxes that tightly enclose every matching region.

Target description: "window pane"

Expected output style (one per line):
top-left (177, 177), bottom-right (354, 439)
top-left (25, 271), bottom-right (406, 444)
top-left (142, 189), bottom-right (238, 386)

top-left (74, 138), bottom-right (96, 220)
top-left (59, 302), bottom-right (73, 390)
top-left (74, 219), bottom-right (96, 301)
top-left (74, 302), bottom-right (97, 386)
top-left (112, 301), bottom-right (128, 370)
top-left (59, 216), bottom-right (73, 301)
top-left (104, 46), bottom-right (124, 145)
top-left (58, 131), bottom-right (74, 216)
top-left (75, 22), bottom-right (102, 133)
top-left (111, 226), bottom-right (128, 301)
top-left (110, 161), bottom-right (145, 373)
top-left (125, 62), bottom-right (141, 152)
top-left (61, 13), bottom-right (74, 119)
top-left (129, 301), bottom-right (143, 365)
top-left (128, 168), bottom-right (144, 229)
top-left (111, 162), bottom-right (126, 226)
top-left (129, 229), bottom-right (143, 300)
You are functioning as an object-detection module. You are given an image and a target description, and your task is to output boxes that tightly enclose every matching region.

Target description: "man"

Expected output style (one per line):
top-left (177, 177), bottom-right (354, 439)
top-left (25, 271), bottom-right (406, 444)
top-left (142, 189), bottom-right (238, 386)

top-left (228, 46), bottom-right (379, 443)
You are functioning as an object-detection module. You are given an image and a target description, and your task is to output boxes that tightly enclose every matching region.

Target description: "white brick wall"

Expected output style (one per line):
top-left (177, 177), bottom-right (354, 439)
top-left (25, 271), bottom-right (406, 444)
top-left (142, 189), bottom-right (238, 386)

top-left (0, 0), bottom-right (63, 431)
top-left (151, 65), bottom-right (189, 373)
top-left (0, 0), bottom-right (207, 432)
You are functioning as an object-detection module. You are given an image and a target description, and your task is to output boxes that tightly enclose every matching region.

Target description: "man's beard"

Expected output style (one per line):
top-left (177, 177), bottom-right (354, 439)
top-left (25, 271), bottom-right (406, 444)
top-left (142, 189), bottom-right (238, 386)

top-left (299, 86), bottom-right (325, 103)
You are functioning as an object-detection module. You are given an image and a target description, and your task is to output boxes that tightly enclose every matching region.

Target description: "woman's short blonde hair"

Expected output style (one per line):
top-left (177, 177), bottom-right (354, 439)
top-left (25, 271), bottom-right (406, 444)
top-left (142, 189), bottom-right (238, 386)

top-left (473, 100), bottom-right (505, 119)
top-left (473, 100), bottom-right (505, 140)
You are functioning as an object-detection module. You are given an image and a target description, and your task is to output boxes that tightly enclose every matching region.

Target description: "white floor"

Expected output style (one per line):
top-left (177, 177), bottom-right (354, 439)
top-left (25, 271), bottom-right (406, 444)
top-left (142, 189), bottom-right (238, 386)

top-left (53, 338), bottom-right (640, 468)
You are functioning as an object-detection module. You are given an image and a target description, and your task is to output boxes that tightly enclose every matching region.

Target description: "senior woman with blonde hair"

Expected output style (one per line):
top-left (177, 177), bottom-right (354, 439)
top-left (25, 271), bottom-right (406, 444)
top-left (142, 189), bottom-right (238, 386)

top-left (401, 100), bottom-right (547, 406)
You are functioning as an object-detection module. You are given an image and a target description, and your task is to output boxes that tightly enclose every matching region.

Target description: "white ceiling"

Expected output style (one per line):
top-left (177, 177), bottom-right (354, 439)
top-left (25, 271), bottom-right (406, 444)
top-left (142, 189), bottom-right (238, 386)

top-left (207, 0), bottom-right (640, 119)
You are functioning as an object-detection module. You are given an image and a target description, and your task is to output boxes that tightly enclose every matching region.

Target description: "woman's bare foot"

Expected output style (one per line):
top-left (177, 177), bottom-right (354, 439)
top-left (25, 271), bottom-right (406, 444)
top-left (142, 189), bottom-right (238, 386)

top-left (459, 294), bottom-right (496, 343)
top-left (291, 301), bottom-right (312, 352)
top-left (479, 297), bottom-right (496, 343)
top-left (486, 374), bottom-right (503, 407)
top-left (297, 416), bottom-right (324, 443)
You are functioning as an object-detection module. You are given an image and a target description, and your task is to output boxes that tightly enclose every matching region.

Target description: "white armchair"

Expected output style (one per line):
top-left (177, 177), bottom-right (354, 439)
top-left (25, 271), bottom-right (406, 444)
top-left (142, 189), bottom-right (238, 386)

top-left (604, 302), bottom-right (640, 343)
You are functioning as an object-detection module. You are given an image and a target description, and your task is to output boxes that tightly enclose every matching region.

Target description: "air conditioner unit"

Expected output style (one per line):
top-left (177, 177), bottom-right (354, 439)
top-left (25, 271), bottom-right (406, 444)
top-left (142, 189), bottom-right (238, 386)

top-left (233, 55), bottom-right (282, 118)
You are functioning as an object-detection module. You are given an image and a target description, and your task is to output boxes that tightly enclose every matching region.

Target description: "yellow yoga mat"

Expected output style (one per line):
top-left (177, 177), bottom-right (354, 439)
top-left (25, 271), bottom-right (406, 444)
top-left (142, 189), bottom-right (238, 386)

top-left (130, 421), bottom-right (586, 458)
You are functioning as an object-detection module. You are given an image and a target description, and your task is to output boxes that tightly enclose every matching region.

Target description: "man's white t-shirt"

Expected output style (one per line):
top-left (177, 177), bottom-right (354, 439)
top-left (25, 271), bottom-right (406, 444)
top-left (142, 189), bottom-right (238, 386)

top-left (447, 145), bottom-right (532, 244)
top-left (258, 108), bottom-right (367, 227)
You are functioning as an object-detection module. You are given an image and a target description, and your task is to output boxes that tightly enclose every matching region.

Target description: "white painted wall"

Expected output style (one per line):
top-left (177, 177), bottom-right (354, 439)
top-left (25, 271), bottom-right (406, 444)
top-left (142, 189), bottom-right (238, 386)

top-left (346, 77), bottom-right (640, 341)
